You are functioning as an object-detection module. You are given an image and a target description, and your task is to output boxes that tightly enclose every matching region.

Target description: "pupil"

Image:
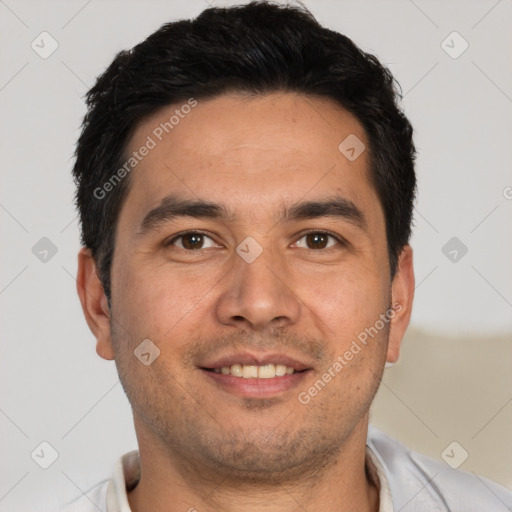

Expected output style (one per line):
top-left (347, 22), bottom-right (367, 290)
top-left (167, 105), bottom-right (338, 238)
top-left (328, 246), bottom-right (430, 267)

top-left (307, 233), bottom-right (327, 249)
top-left (184, 234), bottom-right (203, 249)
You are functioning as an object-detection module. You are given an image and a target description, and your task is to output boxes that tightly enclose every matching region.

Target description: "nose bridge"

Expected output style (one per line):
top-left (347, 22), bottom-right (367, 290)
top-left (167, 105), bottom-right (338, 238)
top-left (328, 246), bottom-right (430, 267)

top-left (214, 237), bottom-right (301, 330)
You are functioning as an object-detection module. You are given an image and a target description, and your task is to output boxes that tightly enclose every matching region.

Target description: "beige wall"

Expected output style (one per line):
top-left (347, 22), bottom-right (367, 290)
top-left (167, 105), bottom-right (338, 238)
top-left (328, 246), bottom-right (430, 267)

top-left (371, 327), bottom-right (512, 488)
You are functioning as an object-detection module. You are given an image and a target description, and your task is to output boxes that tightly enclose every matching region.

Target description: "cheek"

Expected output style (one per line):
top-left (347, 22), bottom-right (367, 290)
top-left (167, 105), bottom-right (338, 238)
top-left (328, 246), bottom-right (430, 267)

top-left (305, 265), bottom-right (389, 346)
top-left (113, 258), bottom-right (221, 341)
top-left (305, 270), bottom-right (389, 407)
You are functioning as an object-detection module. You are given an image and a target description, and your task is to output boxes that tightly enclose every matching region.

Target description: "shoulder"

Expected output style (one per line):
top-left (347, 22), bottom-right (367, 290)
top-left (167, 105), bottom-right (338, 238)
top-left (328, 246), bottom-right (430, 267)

top-left (60, 479), bottom-right (109, 512)
top-left (367, 425), bottom-right (512, 512)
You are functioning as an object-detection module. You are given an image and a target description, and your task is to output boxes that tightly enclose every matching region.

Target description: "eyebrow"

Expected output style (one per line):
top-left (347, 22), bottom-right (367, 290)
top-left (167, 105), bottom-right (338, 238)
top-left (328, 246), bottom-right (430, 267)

top-left (282, 197), bottom-right (367, 230)
top-left (136, 193), bottom-right (367, 236)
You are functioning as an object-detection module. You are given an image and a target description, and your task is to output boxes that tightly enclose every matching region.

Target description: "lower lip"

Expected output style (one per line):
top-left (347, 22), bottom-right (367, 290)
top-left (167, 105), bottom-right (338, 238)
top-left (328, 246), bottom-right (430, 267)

top-left (201, 369), bottom-right (310, 398)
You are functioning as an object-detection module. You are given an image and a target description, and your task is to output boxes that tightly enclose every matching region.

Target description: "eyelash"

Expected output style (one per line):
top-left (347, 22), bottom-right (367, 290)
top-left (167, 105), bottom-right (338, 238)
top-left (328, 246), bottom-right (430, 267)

top-left (164, 230), bottom-right (346, 251)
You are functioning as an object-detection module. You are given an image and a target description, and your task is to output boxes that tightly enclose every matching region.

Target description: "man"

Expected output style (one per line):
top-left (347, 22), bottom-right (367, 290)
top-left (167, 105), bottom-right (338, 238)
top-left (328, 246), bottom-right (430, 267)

top-left (66, 2), bottom-right (512, 511)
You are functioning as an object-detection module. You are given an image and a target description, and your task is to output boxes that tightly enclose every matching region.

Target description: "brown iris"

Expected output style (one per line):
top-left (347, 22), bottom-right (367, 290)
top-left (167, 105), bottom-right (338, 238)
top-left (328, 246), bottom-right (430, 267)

top-left (180, 233), bottom-right (205, 249)
top-left (305, 233), bottom-right (329, 249)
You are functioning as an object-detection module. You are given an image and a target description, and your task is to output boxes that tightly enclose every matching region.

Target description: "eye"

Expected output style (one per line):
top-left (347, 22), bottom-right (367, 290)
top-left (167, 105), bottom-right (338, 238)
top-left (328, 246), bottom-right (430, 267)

top-left (294, 231), bottom-right (342, 250)
top-left (166, 231), bottom-right (219, 250)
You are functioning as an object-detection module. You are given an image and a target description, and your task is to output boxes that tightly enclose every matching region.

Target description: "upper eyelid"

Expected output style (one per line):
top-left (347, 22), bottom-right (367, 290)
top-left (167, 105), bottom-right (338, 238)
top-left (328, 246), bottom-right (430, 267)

top-left (296, 229), bottom-right (344, 241)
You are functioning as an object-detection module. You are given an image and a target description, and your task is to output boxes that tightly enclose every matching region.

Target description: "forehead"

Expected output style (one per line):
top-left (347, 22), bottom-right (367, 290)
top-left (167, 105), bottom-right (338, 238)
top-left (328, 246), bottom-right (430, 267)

top-left (119, 92), bottom-right (382, 228)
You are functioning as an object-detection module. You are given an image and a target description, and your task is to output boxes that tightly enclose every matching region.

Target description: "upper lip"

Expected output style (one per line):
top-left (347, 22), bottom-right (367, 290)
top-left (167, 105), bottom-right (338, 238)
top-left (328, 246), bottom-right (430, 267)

top-left (200, 352), bottom-right (313, 372)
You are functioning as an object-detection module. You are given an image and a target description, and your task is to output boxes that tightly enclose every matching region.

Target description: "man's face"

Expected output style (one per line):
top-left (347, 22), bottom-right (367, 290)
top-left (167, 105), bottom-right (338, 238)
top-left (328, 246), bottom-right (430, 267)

top-left (85, 92), bottom-right (412, 480)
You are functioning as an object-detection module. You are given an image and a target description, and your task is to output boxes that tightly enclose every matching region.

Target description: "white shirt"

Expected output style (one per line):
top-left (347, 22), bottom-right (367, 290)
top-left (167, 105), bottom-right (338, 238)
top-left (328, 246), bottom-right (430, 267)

top-left (62, 425), bottom-right (512, 511)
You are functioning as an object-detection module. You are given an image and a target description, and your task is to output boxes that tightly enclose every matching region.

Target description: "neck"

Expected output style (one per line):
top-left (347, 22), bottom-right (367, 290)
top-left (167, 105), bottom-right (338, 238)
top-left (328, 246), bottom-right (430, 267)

top-left (127, 416), bottom-right (379, 512)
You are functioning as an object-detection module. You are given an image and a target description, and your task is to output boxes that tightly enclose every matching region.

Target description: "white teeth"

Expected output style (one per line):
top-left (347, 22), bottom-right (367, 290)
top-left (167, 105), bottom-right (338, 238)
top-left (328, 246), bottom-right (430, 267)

top-left (215, 363), bottom-right (296, 378)
top-left (258, 364), bottom-right (275, 379)
top-left (275, 364), bottom-right (287, 377)
top-left (230, 364), bottom-right (243, 377)
top-left (242, 365), bottom-right (258, 378)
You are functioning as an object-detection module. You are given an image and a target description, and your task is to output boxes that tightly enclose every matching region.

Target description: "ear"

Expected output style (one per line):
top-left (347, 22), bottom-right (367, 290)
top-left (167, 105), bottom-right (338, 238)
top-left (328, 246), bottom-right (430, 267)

top-left (386, 245), bottom-right (415, 363)
top-left (76, 247), bottom-right (115, 360)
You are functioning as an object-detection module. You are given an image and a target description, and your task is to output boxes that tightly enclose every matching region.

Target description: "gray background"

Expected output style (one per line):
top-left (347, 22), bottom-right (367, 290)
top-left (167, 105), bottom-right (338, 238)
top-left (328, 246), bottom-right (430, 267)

top-left (1, 0), bottom-right (511, 510)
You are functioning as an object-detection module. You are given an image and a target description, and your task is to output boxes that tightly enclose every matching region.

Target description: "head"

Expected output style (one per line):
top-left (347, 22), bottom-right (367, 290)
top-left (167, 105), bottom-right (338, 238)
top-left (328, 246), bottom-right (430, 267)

top-left (75, 1), bottom-right (416, 484)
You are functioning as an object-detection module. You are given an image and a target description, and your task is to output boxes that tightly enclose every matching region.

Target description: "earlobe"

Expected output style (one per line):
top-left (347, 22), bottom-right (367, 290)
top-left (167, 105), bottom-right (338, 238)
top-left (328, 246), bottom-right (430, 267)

top-left (386, 245), bottom-right (415, 364)
top-left (76, 247), bottom-right (115, 361)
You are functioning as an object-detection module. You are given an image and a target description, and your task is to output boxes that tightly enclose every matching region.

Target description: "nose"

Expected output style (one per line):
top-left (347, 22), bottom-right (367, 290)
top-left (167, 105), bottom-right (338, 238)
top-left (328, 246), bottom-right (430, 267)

top-left (214, 245), bottom-right (301, 332)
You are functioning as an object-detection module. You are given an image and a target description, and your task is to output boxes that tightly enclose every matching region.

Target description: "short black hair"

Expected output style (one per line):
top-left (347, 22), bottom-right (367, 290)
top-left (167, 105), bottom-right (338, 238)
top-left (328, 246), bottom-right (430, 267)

top-left (72, 0), bottom-right (416, 304)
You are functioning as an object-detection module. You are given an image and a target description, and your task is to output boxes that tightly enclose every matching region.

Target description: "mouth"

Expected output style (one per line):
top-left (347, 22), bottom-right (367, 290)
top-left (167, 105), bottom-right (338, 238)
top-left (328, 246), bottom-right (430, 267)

top-left (199, 353), bottom-right (313, 398)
